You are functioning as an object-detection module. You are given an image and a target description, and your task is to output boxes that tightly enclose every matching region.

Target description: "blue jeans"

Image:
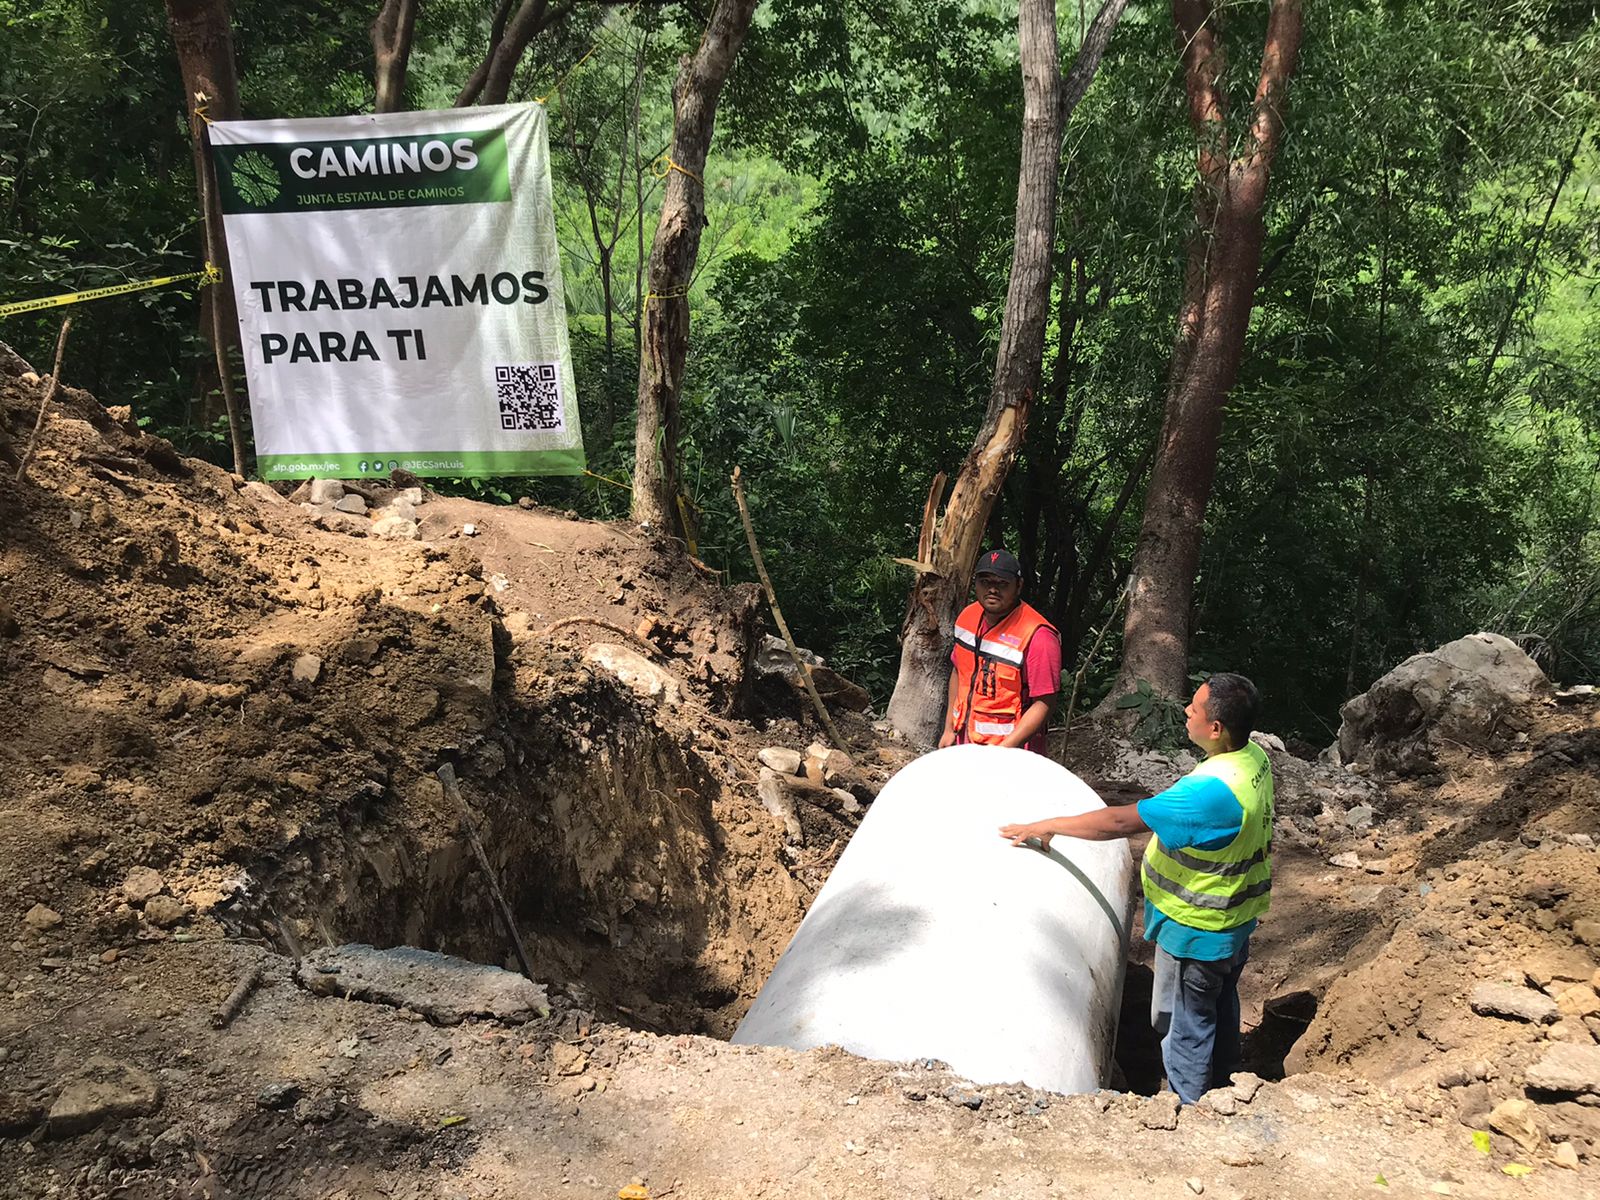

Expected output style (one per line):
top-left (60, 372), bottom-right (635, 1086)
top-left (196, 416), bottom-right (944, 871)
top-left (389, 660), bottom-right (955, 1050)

top-left (1150, 941), bottom-right (1249, 1104)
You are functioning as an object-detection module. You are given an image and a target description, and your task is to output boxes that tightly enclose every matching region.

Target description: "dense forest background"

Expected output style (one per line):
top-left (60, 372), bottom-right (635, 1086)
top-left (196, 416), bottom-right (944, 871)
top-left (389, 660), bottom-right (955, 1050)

top-left (3, 0), bottom-right (1597, 741)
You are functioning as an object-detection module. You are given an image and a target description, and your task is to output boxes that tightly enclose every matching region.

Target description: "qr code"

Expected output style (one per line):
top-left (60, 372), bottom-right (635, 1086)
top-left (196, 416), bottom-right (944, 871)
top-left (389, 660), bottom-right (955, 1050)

top-left (494, 363), bottom-right (565, 432)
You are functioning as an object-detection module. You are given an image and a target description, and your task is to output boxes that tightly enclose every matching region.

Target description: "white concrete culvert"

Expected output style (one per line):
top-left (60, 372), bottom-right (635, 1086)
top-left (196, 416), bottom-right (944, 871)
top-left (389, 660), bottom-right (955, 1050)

top-left (734, 744), bottom-right (1135, 1093)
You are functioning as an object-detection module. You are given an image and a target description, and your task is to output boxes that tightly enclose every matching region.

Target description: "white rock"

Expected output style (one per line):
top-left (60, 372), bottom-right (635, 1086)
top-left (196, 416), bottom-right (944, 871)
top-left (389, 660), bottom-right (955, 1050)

top-left (333, 494), bottom-right (367, 515)
top-left (1337, 633), bottom-right (1552, 768)
top-left (308, 478), bottom-right (345, 505)
top-left (291, 654), bottom-right (323, 685)
top-left (370, 516), bottom-right (419, 541)
top-left (758, 747), bottom-right (803, 775)
top-left (583, 643), bottom-right (680, 706)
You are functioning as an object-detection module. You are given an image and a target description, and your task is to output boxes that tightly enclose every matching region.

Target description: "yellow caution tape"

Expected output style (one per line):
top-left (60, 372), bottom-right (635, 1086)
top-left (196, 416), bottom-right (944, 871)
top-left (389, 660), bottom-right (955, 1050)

top-left (0, 263), bottom-right (221, 320)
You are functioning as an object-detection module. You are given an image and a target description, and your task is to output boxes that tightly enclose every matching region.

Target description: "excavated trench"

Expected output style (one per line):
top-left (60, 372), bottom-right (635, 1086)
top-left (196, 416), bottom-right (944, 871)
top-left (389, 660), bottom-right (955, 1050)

top-left (238, 662), bottom-right (809, 1039)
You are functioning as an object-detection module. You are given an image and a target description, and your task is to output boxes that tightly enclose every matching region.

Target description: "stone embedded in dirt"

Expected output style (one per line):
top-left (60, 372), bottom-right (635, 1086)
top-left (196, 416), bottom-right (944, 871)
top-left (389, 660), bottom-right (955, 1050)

top-left (121, 867), bottom-right (164, 906)
top-left (291, 653), bottom-right (323, 685)
top-left (583, 643), bottom-right (682, 707)
top-left (1554, 1142), bottom-right (1581, 1169)
top-left (240, 481), bottom-right (286, 508)
top-left (292, 1093), bottom-right (338, 1125)
top-left (1557, 984), bottom-right (1600, 1020)
top-left (1456, 1082), bottom-right (1492, 1127)
top-left (61, 764), bottom-right (102, 788)
top-left (141, 895), bottom-right (190, 928)
top-left (399, 487), bottom-right (424, 506)
top-left (830, 787), bottom-right (863, 815)
top-left (1231, 1072), bottom-right (1265, 1104)
top-left (333, 494), bottom-right (368, 515)
top-left (756, 768), bottom-right (803, 844)
top-left (1573, 920), bottom-right (1600, 947)
top-left (371, 516), bottom-right (419, 540)
top-left (1140, 1092), bottom-right (1181, 1130)
top-left (1329, 852), bottom-right (1362, 870)
top-left (307, 478), bottom-right (344, 505)
top-left (46, 1057), bottom-right (161, 1137)
top-left (295, 944), bottom-right (550, 1025)
top-left (757, 747), bottom-right (803, 775)
top-left (256, 1081), bottom-right (301, 1110)
top-left (1525, 1043), bottom-right (1600, 1095)
top-left (314, 509), bottom-right (370, 536)
top-left (1521, 880), bottom-right (1570, 908)
top-left (1470, 982), bottom-right (1560, 1024)
top-left (942, 1086), bottom-right (982, 1110)
top-left (149, 1124), bottom-right (194, 1161)
top-left (1199, 1088), bottom-right (1236, 1115)
top-left (23, 903), bottom-right (62, 932)
top-left (1487, 1097), bottom-right (1545, 1152)
top-left (1185, 1179), bottom-right (1205, 1195)
top-left (1434, 1061), bottom-right (1490, 1089)
top-left (550, 1043), bottom-right (588, 1076)
top-left (1345, 804), bottom-right (1375, 830)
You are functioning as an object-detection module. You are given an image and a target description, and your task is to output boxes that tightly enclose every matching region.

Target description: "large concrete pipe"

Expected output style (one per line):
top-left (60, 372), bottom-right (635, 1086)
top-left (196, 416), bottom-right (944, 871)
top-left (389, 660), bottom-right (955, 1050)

top-left (733, 744), bottom-right (1135, 1094)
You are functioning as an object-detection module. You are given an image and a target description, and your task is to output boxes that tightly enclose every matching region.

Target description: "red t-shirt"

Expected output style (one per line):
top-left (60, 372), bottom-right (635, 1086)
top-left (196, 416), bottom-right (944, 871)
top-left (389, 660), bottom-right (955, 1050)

top-left (950, 614), bottom-right (1062, 755)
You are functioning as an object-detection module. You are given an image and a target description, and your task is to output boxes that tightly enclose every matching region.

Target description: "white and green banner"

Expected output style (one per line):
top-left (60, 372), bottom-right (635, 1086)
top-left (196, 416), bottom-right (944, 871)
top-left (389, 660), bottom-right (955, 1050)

top-left (210, 103), bottom-right (584, 479)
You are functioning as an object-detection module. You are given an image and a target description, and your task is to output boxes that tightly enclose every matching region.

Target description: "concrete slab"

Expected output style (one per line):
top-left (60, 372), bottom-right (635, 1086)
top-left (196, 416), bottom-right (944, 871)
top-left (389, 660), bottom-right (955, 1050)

top-left (295, 944), bottom-right (550, 1025)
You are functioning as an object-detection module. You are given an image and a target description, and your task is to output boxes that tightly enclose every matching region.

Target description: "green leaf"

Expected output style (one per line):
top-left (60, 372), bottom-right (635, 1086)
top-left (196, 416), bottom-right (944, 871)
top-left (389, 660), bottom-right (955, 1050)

top-left (1471, 1131), bottom-right (1492, 1155)
top-left (1374, 1174), bottom-right (1388, 1187)
top-left (1501, 1164), bottom-right (1531, 1178)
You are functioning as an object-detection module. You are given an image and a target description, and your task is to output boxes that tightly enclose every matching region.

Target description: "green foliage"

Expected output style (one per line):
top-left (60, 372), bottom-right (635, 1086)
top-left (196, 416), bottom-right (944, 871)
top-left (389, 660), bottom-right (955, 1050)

top-left (2, 0), bottom-right (1597, 742)
top-left (1114, 679), bottom-right (1191, 753)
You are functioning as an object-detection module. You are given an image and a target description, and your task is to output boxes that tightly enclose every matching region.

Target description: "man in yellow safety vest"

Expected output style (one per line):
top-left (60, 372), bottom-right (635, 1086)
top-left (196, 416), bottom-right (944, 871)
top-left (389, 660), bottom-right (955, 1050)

top-left (998, 673), bottom-right (1273, 1104)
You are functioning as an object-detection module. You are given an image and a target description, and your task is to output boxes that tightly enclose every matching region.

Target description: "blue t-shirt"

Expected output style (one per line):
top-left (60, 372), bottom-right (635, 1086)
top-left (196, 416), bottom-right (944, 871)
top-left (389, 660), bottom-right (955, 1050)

top-left (1136, 772), bottom-right (1256, 962)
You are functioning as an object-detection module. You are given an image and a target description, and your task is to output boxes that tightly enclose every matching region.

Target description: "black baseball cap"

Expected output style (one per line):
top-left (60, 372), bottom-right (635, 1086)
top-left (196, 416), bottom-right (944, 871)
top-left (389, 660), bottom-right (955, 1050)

top-left (974, 548), bottom-right (1022, 579)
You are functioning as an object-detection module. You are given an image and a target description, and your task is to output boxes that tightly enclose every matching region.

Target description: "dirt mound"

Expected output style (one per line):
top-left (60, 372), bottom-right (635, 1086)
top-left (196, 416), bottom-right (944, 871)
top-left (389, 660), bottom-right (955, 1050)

top-left (0, 340), bottom-right (886, 1042)
top-left (1285, 698), bottom-right (1600, 1162)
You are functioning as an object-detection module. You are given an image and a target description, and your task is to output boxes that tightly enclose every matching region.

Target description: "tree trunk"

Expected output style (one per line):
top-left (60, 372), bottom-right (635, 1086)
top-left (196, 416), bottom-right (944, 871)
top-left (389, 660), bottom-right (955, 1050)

top-left (372, 0), bottom-right (421, 113)
top-left (883, 0), bottom-right (1065, 744)
top-left (163, 0), bottom-right (241, 416)
top-left (457, 0), bottom-right (575, 108)
top-left (629, 0), bottom-right (759, 530)
top-left (886, 0), bottom-right (1131, 744)
top-left (455, 0), bottom-right (518, 105)
top-left (1106, 0), bottom-right (1303, 703)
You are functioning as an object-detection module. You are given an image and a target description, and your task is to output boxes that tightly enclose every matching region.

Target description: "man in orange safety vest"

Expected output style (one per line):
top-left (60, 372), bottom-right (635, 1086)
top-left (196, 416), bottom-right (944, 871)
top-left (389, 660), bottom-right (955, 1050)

top-left (939, 548), bottom-right (1062, 756)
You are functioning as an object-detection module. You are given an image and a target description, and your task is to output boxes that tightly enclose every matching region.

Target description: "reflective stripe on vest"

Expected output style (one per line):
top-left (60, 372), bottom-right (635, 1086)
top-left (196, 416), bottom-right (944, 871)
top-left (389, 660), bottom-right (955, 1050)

top-left (949, 601), bottom-right (1057, 747)
top-left (1141, 741), bottom-right (1274, 932)
top-left (952, 627), bottom-right (1027, 667)
top-left (971, 719), bottom-right (1016, 736)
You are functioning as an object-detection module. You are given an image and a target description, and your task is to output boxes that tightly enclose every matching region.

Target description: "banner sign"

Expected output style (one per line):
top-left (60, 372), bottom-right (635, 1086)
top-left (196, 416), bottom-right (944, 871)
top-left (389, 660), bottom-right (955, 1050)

top-left (210, 103), bottom-right (584, 479)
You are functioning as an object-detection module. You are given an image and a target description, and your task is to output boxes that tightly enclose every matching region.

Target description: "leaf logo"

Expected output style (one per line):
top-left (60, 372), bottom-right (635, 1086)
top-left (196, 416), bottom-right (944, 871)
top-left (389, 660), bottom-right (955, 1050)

top-left (229, 150), bottom-right (282, 207)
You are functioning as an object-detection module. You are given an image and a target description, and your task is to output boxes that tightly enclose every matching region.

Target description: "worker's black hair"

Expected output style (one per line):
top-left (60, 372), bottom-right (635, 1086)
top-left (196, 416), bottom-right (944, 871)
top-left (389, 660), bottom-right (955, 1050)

top-left (1203, 673), bottom-right (1259, 750)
